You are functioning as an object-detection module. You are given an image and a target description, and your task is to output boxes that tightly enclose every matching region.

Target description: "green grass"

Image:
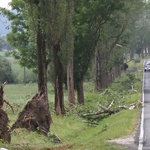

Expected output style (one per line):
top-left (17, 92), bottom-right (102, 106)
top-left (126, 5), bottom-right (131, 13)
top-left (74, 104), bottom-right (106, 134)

top-left (0, 82), bottom-right (140, 150)
top-left (1, 108), bottom-right (139, 150)
top-left (0, 59), bottom-right (142, 150)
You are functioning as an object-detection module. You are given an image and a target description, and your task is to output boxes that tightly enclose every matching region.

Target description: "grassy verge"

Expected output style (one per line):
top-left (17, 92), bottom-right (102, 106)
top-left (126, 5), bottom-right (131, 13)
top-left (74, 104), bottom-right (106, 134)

top-left (1, 107), bottom-right (139, 150)
top-left (0, 60), bottom-right (142, 150)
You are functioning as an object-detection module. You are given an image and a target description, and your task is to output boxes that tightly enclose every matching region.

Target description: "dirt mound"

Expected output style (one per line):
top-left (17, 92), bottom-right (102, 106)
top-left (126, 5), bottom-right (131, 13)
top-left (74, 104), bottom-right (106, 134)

top-left (10, 90), bottom-right (51, 135)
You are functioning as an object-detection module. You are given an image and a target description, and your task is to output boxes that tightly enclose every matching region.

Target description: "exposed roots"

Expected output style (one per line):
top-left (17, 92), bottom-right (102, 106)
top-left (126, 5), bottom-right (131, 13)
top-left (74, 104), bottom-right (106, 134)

top-left (10, 90), bottom-right (52, 135)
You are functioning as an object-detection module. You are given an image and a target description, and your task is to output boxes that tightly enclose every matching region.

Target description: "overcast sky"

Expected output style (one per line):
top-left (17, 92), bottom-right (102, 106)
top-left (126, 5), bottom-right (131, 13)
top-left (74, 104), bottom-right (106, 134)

top-left (0, 0), bottom-right (11, 9)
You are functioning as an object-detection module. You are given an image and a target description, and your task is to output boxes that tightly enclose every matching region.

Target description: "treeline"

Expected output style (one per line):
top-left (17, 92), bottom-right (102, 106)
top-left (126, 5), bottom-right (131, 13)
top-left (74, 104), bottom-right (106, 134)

top-left (0, 35), bottom-right (14, 51)
top-left (0, 0), bottom-right (149, 114)
top-left (0, 56), bottom-right (37, 84)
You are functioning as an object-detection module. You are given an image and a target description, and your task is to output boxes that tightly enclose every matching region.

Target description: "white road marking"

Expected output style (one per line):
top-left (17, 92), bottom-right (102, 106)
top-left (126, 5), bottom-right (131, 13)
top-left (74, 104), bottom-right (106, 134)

top-left (138, 62), bottom-right (145, 150)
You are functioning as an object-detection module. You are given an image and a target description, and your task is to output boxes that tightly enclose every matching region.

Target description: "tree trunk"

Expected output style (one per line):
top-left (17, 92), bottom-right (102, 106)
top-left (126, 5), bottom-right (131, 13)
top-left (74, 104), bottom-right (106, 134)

top-left (53, 43), bottom-right (65, 114)
top-left (130, 50), bottom-right (134, 60)
top-left (67, 58), bottom-right (75, 106)
top-left (94, 50), bottom-right (102, 91)
top-left (37, 23), bottom-right (48, 96)
top-left (77, 79), bottom-right (84, 104)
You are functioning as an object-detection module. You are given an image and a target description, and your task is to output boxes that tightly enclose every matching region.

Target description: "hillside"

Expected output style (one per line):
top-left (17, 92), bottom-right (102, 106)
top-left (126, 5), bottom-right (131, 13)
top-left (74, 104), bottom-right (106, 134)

top-left (0, 14), bottom-right (11, 35)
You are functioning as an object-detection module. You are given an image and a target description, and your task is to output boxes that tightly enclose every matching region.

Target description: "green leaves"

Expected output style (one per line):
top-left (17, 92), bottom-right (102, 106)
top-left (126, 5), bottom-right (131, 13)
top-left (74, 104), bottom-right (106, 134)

top-left (0, 56), bottom-right (14, 83)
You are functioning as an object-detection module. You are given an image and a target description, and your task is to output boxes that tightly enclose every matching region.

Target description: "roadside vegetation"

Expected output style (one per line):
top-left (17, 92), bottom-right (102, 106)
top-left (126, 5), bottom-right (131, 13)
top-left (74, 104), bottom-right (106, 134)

top-left (0, 55), bottom-right (143, 150)
top-left (0, 0), bottom-right (147, 149)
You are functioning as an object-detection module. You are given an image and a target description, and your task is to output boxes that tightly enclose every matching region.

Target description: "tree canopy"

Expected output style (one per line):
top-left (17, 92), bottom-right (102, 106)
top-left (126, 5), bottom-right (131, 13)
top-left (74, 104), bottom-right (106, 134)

top-left (0, 0), bottom-right (147, 109)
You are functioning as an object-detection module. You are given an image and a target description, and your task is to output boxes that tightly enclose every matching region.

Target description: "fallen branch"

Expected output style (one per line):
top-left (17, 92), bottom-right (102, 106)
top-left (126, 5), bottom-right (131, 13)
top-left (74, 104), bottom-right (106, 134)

top-left (4, 99), bottom-right (14, 113)
top-left (108, 100), bottom-right (114, 109)
top-left (0, 82), bottom-right (14, 113)
top-left (48, 132), bottom-right (62, 143)
top-left (82, 100), bottom-right (136, 122)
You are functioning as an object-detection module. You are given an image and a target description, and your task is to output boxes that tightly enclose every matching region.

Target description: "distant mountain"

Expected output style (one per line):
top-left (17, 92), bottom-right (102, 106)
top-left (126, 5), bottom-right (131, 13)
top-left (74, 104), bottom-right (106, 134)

top-left (0, 14), bottom-right (11, 35)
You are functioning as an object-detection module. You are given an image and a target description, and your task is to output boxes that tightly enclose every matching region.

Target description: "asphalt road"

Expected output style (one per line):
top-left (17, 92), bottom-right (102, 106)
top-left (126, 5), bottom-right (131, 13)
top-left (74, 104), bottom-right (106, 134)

top-left (138, 65), bottom-right (150, 150)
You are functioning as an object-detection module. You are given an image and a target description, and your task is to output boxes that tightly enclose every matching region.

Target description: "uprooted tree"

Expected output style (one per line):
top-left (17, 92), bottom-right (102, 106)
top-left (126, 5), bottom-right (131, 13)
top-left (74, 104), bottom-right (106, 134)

top-left (10, 89), bottom-right (52, 135)
top-left (0, 0), bottom-right (53, 139)
top-left (0, 82), bottom-right (52, 143)
top-left (0, 83), bottom-right (13, 143)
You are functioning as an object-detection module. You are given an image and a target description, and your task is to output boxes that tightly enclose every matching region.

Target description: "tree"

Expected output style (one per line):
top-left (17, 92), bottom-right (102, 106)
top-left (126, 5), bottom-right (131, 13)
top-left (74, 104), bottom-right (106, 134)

top-left (73, 0), bottom-right (124, 104)
top-left (40, 0), bottom-right (74, 113)
top-left (0, 0), bottom-right (75, 114)
top-left (94, 0), bottom-right (145, 91)
top-left (1, 0), bottom-right (50, 93)
top-left (66, 0), bottom-right (75, 106)
top-left (0, 0), bottom-right (52, 133)
top-left (0, 1), bottom-right (37, 70)
top-left (0, 56), bottom-right (14, 83)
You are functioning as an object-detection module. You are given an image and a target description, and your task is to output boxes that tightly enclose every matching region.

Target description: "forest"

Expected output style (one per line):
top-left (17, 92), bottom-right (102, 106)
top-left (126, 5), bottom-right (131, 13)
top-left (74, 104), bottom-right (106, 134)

top-left (0, 0), bottom-right (149, 149)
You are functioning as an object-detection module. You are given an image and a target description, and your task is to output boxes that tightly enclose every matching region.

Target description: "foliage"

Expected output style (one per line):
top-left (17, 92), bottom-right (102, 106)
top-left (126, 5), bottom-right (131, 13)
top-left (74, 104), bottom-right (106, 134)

top-left (0, 52), bottom-right (38, 84)
top-left (0, 35), bottom-right (13, 51)
top-left (73, 0), bottom-right (125, 85)
top-left (73, 60), bottom-right (142, 122)
top-left (111, 72), bottom-right (140, 93)
top-left (0, 0), bottom-right (38, 71)
top-left (0, 36), bottom-right (6, 51)
top-left (0, 56), bottom-right (14, 83)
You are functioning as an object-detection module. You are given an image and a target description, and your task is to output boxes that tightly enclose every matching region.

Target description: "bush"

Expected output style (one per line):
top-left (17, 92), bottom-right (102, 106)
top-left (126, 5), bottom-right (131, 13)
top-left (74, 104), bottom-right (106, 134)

top-left (0, 56), bottom-right (14, 83)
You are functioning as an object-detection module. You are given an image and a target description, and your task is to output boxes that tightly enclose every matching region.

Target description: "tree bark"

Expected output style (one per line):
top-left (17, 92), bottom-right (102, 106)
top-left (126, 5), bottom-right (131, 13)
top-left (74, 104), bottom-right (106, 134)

top-left (94, 50), bottom-right (102, 91)
top-left (77, 79), bottom-right (84, 104)
top-left (37, 22), bottom-right (48, 97)
top-left (67, 58), bottom-right (75, 106)
top-left (94, 49), bottom-right (112, 91)
top-left (53, 43), bottom-right (65, 114)
top-left (36, 19), bottom-right (52, 125)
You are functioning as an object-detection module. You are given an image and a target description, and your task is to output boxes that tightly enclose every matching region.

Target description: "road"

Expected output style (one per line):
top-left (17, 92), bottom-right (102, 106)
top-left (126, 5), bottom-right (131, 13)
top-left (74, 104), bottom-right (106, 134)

top-left (138, 64), bottom-right (150, 150)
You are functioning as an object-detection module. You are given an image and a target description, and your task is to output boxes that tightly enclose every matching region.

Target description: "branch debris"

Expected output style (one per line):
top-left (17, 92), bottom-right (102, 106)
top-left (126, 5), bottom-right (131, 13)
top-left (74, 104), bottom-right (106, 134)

top-left (82, 100), bottom-right (141, 122)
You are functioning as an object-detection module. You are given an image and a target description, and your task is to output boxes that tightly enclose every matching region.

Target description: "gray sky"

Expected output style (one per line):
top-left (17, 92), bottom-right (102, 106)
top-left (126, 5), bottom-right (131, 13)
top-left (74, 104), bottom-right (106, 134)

top-left (0, 0), bottom-right (11, 9)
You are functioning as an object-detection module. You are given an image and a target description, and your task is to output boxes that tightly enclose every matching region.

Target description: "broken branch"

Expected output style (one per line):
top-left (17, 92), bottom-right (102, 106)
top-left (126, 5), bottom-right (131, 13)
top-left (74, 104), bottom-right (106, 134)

top-left (4, 99), bottom-right (14, 113)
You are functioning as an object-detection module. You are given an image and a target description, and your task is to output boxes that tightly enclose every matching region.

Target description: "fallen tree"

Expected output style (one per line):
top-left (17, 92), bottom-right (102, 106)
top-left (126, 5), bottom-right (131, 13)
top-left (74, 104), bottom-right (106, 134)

top-left (82, 100), bottom-right (141, 121)
top-left (0, 109), bottom-right (11, 143)
top-left (10, 89), bottom-right (52, 135)
top-left (0, 82), bottom-right (12, 143)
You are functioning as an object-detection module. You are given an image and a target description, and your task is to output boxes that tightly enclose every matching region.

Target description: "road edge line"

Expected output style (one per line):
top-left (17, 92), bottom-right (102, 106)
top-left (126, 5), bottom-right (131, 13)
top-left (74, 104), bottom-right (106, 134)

top-left (138, 61), bottom-right (145, 150)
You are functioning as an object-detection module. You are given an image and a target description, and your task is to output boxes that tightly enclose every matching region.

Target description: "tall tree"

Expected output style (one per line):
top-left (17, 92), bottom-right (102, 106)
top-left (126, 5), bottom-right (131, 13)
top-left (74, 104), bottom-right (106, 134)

top-left (94, 0), bottom-right (145, 91)
top-left (66, 0), bottom-right (75, 106)
top-left (73, 0), bottom-right (124, 104)
top-left (0, 0), bottom-right (52, 133)
top-left (41, 0), bottom-right (74, 114)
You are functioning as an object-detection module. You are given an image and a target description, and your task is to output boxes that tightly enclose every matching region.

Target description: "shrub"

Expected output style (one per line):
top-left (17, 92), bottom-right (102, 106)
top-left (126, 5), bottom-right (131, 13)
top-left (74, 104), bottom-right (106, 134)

top-left (0, 56), bottom-right (14, 83)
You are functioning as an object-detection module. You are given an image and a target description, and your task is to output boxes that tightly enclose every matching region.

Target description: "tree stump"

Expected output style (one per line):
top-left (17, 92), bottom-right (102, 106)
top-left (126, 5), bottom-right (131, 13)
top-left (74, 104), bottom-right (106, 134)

top-left (10, 90), bottom-right (52, 135)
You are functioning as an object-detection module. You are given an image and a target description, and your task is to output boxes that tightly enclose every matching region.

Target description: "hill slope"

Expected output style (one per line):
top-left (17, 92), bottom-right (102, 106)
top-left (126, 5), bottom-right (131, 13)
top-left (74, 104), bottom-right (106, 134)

top-left (0, 14), bottom-right (11, 35)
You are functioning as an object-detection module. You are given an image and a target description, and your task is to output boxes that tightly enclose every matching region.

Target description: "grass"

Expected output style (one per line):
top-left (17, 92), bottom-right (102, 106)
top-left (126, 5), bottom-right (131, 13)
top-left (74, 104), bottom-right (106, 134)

top-left (1, 82), bottom-right (141, 149)
top-left (0, 58), bottom-right (143, 150)
top-left (1, 108), bottom-right (139, 150)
